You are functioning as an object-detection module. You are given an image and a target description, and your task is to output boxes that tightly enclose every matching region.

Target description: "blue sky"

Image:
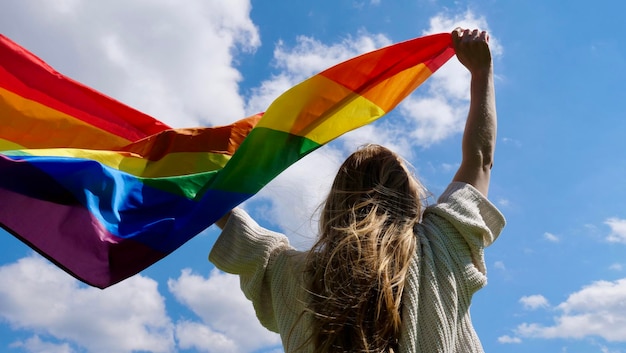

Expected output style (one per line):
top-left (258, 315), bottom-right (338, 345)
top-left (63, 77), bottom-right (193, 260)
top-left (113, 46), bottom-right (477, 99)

top-left (1, 1), bottom-right (625, 352)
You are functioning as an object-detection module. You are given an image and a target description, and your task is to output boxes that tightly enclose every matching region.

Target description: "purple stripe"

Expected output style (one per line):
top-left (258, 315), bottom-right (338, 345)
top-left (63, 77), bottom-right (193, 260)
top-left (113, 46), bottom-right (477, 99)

top-left (0, 188), bottom-right (166, 288)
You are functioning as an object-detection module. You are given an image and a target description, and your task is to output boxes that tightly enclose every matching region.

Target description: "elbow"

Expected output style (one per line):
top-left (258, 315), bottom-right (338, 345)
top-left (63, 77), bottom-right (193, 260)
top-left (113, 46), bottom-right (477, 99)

top-left (483, 149), bottom-right (495, 170)
top-left (476, 135), bottom-right (496, 170)
top-left (464, 145), bottom-right (495, 171)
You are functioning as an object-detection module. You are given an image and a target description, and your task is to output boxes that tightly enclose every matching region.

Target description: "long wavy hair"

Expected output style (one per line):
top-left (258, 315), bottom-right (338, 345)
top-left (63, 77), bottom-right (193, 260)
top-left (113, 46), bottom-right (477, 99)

top-left (305, 144), bottom-right (425, 353)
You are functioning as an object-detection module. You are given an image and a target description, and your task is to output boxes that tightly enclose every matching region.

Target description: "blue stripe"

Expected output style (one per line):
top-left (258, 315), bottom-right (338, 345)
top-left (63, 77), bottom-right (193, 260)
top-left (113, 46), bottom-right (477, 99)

top-left (0, 154), bottom-right (253, 252)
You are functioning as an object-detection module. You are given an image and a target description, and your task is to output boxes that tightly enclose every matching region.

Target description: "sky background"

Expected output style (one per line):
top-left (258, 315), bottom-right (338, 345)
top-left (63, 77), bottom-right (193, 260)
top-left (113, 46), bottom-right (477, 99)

top-left (0, 0), bottom-right (625, 352)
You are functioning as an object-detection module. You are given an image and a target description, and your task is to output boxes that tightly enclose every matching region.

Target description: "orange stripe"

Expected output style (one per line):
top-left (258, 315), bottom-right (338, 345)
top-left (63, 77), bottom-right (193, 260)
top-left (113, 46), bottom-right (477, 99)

top-left (0, 87), bottom-right (131, 150)
top-left (358, 63), bottom-right (433, 111)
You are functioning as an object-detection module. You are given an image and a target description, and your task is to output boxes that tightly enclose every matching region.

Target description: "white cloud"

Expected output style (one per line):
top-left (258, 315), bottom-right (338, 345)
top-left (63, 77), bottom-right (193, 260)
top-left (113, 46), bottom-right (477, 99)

top-left (606, 218), bottom-right (626, 244)
top-left (0, 0), bottom-right (259, 128)
top-left (544, 232), bottom-right (560, 242)
top-left (599, 344), bottom-right (623, 353)
top-left (516, 278), bottom-right (626, 342)
top-left (0, 255), bottom-right (174, 353)
top-left (440, 162), bottom-right (457, 172)
top-left (168, 269), bottom-right (281, 353)
top-left (519, 294), bottom-right (550, 310)
top-left (400, 95), bottom-right (466, 146)
top-left (610, 263), bottom-right (623, 271)
top-left (175, 321), bottom-right (239, 353)
top-left (497, 198), bottom-right (511, 207)
top-left (502, 137), bottom-right (522, 147)
top-left (0, 257), bottom-right (281, 353)
top-left (493, 261), bottom-right (506, 270)
top-left (274, 33), bottom-right (391, 78)
top-left (10, 336), bottom-right (74, 353)
top-left (498, 335), bottom-right (522, 344)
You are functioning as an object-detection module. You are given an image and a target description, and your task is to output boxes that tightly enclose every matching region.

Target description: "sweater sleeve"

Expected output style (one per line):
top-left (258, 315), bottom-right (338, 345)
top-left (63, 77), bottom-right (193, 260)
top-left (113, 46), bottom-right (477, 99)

top-left (208, 208), bottom-right (293, 332)
top-left (425, 182), bottom-right (506, 275)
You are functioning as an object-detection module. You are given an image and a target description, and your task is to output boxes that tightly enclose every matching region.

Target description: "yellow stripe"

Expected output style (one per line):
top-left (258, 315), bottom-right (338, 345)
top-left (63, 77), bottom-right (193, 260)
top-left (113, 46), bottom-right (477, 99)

top-left (0, 138), bottom-right (25, 151)
top-left (257, 64), bottom-right (432, 145)
top-left (7, 148), bottom-right (231, 177)
top-left (303, 94), bottom-right (385, 145)
top-left (257, 75), bottom-right (385, 145)
top-left (0, 87), bottom-right (132, 150)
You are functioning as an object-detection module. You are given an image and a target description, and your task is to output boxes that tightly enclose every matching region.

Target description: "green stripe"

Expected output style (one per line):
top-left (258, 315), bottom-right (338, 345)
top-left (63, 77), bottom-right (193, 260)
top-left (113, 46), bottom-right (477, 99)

top-left (203, 127), bottom-right (321, 195)
top-left (141, 171), bottom-right (218, 200)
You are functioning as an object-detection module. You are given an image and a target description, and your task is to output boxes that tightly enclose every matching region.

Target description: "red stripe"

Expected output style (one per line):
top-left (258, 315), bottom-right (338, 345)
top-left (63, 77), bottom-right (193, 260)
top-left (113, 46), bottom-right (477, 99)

top-left (424, 46), bottom-right (456, 72)
top-left (0, 35), bottom-right (170, 142)
top-left (319, 33), bottom-right (453, 94)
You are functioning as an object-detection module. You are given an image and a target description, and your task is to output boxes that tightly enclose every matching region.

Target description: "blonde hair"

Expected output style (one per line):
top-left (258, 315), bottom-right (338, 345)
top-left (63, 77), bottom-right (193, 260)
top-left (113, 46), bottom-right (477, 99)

top-left (305, 144), bottom-right (425, 353)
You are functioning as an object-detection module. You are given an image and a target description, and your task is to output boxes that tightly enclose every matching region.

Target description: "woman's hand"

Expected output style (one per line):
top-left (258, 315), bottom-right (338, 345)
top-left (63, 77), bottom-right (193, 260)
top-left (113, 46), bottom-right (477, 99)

top-left (452, 28), bottom-right (492, 75)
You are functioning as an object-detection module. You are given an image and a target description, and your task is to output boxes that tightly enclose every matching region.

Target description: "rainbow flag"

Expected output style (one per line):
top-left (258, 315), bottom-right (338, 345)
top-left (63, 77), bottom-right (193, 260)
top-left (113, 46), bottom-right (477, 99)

top-left (0, 33), bottom-right (454, 288)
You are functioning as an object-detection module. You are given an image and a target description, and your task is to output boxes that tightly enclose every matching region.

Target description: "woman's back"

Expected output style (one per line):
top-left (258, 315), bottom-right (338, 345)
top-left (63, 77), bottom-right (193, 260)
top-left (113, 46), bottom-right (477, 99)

top-left (305, 144), bottom-right (423, 352)
top-left (209, 181), bottom-right (504, 352)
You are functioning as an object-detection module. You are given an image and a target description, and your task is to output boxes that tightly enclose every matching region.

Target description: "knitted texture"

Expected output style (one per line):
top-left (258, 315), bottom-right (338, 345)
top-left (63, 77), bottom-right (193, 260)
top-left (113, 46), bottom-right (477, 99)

top-left (209, 182), bottom-right (505, 353)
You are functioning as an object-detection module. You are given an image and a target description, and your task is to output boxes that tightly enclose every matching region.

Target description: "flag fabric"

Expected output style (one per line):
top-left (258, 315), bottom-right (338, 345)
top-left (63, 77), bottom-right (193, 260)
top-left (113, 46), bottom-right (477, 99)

top-left (0, 33), bottom-right (454, 288)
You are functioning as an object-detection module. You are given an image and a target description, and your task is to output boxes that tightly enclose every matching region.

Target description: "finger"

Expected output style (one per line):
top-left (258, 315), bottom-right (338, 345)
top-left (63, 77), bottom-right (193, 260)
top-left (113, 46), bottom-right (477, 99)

top-left (480, 30), bottom-right (490, 43)
top-left (469, 29), bottom-right (483, 42)
top-left (451, 28), bottom-right (463, 48)
top-left (452, 27), bottom-right (461, 40)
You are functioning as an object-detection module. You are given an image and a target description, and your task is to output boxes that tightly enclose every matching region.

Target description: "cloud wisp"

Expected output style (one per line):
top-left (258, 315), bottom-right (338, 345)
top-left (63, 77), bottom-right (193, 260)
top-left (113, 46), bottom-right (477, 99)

top-left (168, 269), bottom-right (282, 353)
top-left (0, 255), bottom-right (174, 353)
top-left (515, 278), bottom-right (626, 342)
top-left (606, 218), bottom-right (626, 244)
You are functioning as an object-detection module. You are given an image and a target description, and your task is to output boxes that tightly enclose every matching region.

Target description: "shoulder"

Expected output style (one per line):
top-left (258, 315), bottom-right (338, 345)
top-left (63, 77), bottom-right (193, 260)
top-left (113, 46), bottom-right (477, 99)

top-left (417, 182), bottom-right (505, 276)
top-left (424, 182), bottom-right (505, 245)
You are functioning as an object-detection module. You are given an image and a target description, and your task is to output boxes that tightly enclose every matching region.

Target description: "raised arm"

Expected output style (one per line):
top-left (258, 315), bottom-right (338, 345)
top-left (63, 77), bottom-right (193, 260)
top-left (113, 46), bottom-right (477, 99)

top-left (451, 28), bottom-right (497, 197)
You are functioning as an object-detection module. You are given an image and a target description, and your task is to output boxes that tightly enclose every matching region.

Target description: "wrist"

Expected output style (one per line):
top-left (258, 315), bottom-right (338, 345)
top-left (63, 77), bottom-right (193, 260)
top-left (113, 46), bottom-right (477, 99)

top-left (470, 65), bottom-right (493, 77)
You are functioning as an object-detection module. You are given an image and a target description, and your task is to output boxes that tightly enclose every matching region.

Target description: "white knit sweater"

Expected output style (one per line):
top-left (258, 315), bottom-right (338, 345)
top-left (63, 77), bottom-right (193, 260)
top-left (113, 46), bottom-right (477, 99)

top-left (209, 182), bottom-right (505, 352)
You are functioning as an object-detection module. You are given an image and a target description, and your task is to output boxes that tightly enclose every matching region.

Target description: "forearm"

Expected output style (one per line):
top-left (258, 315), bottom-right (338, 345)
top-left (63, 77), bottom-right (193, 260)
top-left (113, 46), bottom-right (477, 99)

top-left (453, 67), bottom-right (497, 195)
top-left (462, 67), bottom-right (496, 169)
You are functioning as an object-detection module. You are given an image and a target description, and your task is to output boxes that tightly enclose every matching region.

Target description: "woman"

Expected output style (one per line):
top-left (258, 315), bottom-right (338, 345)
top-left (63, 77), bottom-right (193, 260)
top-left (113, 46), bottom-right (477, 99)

top-left (209, 28), bottom-right (505, 353)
